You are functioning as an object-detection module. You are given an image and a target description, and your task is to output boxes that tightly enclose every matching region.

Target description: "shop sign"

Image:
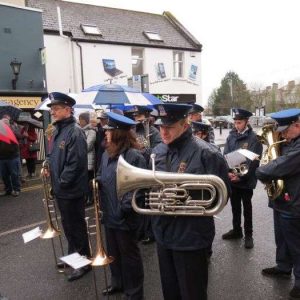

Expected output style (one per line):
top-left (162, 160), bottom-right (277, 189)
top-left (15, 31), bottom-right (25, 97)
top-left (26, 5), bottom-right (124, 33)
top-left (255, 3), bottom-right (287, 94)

top-left (0, 96), bottom-right (42, 109)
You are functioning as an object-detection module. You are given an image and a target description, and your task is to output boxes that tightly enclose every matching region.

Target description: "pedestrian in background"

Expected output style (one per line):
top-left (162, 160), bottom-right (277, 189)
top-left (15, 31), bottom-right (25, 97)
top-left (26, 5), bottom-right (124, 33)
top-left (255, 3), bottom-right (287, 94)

top-left (222, 108), bottom-right (262, 249)
top-left (79, 112), bottom-right (96, 206)
top-left (0, 114), bottom-right (21, 197)
top-left (256, 108), bottom-right (300, 300)
top-left (20, 123), bottom-right (38, 178)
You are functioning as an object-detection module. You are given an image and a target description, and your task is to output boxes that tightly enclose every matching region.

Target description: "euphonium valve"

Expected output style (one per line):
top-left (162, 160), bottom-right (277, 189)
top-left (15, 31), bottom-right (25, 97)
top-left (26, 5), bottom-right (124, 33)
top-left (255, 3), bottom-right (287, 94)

top-left (117, 155), bottom-right (228, 216)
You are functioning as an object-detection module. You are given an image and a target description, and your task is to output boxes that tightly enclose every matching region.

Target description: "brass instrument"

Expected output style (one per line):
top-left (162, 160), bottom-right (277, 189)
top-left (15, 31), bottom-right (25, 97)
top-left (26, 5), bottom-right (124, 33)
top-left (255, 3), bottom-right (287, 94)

top-left (117, 154), bottom-right (228, 216)
top-left (40, 161), bottom-right (65, 272)
top-left (86, 179), bottom-right (114, 299)
top-left (257, 124), bottom-right (287, 200)
top-left (230, 163), bottom-right (249, 176)
top-left (88, 179), bottom-right (114, 267)
top-left (136, 119), bottom-right (151, 149)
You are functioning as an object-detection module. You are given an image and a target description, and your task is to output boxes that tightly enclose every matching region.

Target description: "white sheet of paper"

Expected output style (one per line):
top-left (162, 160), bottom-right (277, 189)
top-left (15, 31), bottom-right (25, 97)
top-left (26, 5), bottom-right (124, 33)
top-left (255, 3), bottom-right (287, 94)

top-left (22, 227), bottom-right (42, 243)
top-left (224, 151), bottom-right (246, 168)
top-left (60, 252), bottom-right (92, 269)
top-left (237, 149), bottom-right (260, 161)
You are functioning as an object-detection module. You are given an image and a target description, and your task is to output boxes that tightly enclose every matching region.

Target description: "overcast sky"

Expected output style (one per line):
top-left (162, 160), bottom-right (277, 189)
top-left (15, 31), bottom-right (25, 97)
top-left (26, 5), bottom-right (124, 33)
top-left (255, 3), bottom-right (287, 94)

top-left (67, 0), bottom-right (300, 105)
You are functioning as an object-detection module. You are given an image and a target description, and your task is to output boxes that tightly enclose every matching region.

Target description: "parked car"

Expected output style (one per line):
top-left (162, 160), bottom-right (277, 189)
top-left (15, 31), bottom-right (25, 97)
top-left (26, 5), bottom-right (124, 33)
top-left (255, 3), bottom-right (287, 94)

top-left (213, 115), bottom-right (234, 129)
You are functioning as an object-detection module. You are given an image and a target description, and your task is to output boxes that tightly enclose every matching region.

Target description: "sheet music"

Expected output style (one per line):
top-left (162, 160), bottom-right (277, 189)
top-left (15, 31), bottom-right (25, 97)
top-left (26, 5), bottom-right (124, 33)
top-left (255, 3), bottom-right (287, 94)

top-left (22, 227), bottom-right (42, 243)
top-left (224, 151), bottom-right (247, 168)
top-left (60, 252), bottom-right (91, 269)
top-left (237, 148), bottom-right (260, 161)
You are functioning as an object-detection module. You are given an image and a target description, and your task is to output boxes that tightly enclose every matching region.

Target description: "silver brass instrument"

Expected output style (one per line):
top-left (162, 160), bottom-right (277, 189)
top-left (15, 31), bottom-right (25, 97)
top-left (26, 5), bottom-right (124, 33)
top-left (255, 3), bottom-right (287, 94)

top-left (257, 124), bottom-right (286, 200)
top-left (230, 163), bottom-right (249, 176)
top-left (117, 154), bottom-right (228, 216)
top-left (40, 161), bottom-right (65, 272)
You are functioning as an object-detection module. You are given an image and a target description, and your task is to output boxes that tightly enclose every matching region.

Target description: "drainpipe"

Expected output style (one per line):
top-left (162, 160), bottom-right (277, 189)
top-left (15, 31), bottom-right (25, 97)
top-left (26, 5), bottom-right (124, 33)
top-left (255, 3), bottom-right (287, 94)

top-left (57, 6), bottom-right (74, 92)
top-left (75, 41), bottom-right (84, 91)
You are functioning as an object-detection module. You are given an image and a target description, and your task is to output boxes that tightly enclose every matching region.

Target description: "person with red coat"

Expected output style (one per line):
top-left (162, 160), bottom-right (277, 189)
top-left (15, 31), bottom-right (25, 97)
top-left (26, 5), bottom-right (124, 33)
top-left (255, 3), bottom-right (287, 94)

top-left (20, 124), bottom-right (38, 178)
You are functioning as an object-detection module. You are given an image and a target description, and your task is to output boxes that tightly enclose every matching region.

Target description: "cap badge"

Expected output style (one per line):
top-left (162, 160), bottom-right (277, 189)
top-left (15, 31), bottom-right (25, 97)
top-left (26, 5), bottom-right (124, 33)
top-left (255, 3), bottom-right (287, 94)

top-left (158, 105), bottom-right (167, 116)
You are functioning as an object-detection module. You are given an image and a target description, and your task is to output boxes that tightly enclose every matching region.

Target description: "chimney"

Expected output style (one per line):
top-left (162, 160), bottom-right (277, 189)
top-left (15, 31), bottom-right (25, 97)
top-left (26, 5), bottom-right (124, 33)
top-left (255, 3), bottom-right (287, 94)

top-left (272, 83), bottom-right (278, 90)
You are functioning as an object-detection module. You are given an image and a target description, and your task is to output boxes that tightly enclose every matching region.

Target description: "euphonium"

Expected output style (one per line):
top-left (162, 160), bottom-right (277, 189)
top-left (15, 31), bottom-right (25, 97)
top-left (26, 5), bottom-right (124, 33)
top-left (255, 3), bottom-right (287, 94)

top-left (117, 155), bottom-right (228, 216)
top-left (257, 124), bottom-right (286, 200)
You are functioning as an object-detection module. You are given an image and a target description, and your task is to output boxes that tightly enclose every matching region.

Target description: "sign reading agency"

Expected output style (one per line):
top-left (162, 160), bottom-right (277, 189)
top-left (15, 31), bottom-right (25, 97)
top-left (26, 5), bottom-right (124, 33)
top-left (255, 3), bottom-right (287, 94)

top-left (0, 96), bottom-right (41, 108)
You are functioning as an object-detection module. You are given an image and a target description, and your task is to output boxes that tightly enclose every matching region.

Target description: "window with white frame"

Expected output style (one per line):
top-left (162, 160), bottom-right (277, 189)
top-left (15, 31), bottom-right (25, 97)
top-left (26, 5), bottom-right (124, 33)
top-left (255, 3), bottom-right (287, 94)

top-left (173, 51), bottom-right (184, 78)
top-left (132, 48), bottom-right (144, 75)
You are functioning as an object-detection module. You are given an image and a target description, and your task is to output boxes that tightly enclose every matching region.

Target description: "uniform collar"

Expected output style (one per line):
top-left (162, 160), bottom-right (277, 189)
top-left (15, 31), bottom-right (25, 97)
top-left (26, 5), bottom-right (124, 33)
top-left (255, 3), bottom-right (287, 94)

top-left (168, 127), bottom-right (192, 150)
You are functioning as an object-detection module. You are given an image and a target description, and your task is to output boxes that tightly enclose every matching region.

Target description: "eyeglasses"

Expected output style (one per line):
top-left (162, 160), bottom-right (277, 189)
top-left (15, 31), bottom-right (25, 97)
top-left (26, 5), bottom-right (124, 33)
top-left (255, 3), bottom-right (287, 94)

top-left (50, 106), bottom-right (67, 112)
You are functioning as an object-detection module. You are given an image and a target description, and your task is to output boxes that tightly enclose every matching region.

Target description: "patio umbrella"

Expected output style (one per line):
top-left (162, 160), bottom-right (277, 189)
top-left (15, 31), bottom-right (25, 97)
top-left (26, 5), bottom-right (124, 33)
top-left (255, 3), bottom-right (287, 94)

top-left (34, 93), bottom-right (103, 111)
top-left (17, 115), bottom-right (43, 129)
top-left (82, 84), bottom-right (162, 106)
top-left (0, 100), bottom-right (22, 120)
top-left (0, 120), bottom-right (18, 144)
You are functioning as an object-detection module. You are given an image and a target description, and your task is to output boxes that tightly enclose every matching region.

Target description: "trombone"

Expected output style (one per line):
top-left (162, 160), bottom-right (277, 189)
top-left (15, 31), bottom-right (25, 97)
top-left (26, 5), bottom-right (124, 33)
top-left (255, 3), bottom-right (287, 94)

top-left (40, 161), bottom-right (65, 272)
top-left (86, 179), bottom-right (114, 299)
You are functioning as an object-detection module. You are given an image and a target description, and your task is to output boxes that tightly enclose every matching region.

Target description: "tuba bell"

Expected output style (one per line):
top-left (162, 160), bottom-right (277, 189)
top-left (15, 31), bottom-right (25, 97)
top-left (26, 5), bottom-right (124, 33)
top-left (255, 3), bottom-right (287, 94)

top-left (257, 124), bottom-right (286, 200)
top-left (117, 155), bottom-right (228, 216)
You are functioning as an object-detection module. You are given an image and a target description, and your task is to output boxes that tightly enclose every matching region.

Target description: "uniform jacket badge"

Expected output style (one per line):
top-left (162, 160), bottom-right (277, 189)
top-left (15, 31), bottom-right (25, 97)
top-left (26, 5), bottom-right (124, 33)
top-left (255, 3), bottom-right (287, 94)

top-left (178, 161), bottom-right (187, 173)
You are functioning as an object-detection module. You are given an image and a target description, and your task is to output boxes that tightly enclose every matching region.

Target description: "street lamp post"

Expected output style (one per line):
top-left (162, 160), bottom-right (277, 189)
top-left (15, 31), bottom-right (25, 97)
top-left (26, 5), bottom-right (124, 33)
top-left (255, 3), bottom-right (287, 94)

top-left (10, 58), bottom-right (22, 90)
top-left (228, 79), bottom-right (234, 113)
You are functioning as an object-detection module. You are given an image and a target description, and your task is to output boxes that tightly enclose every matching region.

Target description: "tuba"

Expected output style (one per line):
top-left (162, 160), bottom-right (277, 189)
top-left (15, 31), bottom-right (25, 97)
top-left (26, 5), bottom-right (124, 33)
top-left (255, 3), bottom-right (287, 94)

top-left (117, 155), bottom-right (228, 216)
top-left (257, 124), bottom-right (286, 200)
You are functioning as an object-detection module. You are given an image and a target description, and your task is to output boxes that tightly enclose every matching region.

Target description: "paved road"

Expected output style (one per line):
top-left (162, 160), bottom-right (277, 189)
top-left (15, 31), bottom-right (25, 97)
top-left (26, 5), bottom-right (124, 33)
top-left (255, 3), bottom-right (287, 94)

top-left (0, 128), bottom-right (294, 300)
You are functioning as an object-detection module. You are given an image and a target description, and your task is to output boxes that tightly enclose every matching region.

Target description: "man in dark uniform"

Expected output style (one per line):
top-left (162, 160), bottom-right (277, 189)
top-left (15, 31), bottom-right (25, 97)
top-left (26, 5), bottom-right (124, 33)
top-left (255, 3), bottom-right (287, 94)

top-left (45, 92), bottom-right (91, 281)
top-left (131, 105), bottom-right (162, 244)
top-left (151, 103), bottom-right (230, 300)
top-left (222, 108), bottom-right (263, 249)
top-left (188, 103), bottom-right (215, 143)
top-left (191, 121), bottom-right (220, 151)
top-left (256, 108), bottom-right (300, 300)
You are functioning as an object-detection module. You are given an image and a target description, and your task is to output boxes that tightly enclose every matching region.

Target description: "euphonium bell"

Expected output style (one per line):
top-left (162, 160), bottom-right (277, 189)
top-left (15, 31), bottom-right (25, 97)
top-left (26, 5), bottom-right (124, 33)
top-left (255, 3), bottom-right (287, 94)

top-left (117, 155), bottom-right (228, 216)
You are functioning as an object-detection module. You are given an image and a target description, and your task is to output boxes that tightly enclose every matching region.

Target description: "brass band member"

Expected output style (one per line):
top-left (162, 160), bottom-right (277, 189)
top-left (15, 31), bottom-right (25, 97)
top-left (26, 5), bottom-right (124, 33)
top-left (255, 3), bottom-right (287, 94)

top-left (151, 103), bottom-right (230, 300)
top-left (222, 108), bottom-right (262, 249)
top-left (97, 112), bottom-right (146, 299)
top-left (188, 103), bottom-right (215, 143)
top-left (44, 92), bottom-right (91, 281)
top-left (256, 109), bottom-right (300, 300)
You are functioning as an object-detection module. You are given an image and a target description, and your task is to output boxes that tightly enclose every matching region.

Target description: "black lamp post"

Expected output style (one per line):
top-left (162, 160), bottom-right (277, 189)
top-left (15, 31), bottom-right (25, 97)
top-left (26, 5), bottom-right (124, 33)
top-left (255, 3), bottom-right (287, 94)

top-left (10, 58), bottom-right (22, 90)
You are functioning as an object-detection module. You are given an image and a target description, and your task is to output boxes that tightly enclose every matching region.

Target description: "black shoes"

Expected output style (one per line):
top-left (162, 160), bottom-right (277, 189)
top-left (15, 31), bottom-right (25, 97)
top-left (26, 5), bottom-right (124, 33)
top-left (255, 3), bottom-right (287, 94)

top-left (244, 236), bottom-right (254, 249)
top-left (67, 265), bottom-right (92, 282)
top-left (102, 286), bottom-right (123, 295)
top-left (261, 267), bottom-right (291, 279)
top-left (222, 229), bottom-right (243, 240)
top-left (290, 286), bottom-right (300, 299)
top-left (0, 191), bottom-right (12, 196)
top-left (57, 262), bottom-right (69, 269)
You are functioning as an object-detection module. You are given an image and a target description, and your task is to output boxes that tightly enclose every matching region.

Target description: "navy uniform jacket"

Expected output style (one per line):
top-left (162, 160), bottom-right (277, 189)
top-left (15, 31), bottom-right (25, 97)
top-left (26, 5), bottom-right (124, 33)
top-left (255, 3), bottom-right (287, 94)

top-left (151, 128), bottom-right (231, 251)
top-left (256, 136), bottom-right (300, 216)
top-left (97, 148), bottom-right (147, 231)
top-left (49, 117), bottom-right (89, 199)
top-left (224, 126), bottom-right (263, 190)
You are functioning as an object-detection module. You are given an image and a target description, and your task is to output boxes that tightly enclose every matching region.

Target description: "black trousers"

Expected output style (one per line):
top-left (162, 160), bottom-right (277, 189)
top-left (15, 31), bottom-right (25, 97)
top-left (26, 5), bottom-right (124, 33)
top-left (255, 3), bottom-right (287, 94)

top-left (230, 187), bottom-right (253, 236)
top-left (105, 227), bottom-right (144, 300)
top-left (56, 196), bottom-right (90, 257)
top-left (26, 158), bottom-right (36, 174)
top-left (157, 244), bottom-right (208, 300)
top-left (274, 210), bottom-right (300, 287)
